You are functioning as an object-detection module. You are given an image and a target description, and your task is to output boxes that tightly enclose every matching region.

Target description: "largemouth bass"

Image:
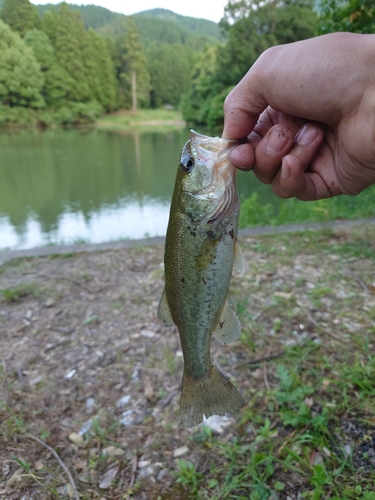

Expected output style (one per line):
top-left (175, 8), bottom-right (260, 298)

top-left (158, 130), bottom-right (245, 427)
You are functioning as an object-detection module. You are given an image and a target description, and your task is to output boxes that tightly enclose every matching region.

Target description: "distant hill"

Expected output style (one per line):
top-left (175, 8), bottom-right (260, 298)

top-left (134, 8), bottom-right (222, 39)
top-left (34, 4), bottom-right (223, 48)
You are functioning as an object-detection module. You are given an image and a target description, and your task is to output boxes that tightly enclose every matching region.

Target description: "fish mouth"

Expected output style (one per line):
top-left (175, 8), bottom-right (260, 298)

top-left (188, 131), bottom-right (240, 222)
top-left (189, 129), bottom-right (239, 154)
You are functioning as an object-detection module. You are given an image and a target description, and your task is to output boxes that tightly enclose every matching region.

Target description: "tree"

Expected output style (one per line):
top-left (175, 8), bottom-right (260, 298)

top-left (24, 30), bottom-right (73, 106)
top-left (116, 17), bottom-right (150, 111)
top-left (42, 9), bottom-right (58, 47)
top-left (86, 29), bottom-right (117, 111)
top-left (147, 43), bottom-right (195, 108)
top-left (1, 0), bottom-right (41, 37)
top-left (319, 0), bottom-right (375, 34)
top-left (0, 19), bottom-right (44, 107)
top-left (53, 2), bottom-right (93, 102)
top-left (182, 0), bottom-right (319, 129)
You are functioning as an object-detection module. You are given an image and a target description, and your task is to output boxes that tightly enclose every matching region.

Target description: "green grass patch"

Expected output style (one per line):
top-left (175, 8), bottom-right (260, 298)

top-left (96, 108), bottom-right (186, 131)
top-left (239, 186), bottom-right (375, 228)
top-left (0, 282), bottom-right (38, 302)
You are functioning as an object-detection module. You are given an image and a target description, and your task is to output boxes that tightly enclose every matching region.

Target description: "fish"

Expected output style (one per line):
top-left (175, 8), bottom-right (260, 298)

top-left (158, 129), bottom-right (246, 427)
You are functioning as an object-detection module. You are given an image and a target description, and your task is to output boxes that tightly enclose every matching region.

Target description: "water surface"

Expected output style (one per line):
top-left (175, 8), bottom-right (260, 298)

top-left (0, 128), bottom-right (273, 250)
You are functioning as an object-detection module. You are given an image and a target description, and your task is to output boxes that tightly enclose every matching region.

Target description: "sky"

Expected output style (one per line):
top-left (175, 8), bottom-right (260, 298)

top-left (31, 0), bottom-right (228, 23)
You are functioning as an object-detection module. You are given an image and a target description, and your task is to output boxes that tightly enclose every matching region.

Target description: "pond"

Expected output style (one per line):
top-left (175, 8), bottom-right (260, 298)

top-left (0, 127), bottom-right (274, 250)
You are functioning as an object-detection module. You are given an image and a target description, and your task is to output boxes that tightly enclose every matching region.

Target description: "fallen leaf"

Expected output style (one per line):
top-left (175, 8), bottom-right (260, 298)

top-left (144, 377), bottom-right (156, 404)
top-left (102, 446), bottom-right (125, 456)
top-left (99, 465), bottom-right (119, 489)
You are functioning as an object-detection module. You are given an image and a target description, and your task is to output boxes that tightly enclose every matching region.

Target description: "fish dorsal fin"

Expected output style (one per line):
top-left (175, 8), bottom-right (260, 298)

top-left (213, 301), bottom-right (241, 345)
top-left (157, 288), bottom-right (174, 326)
top-left (233, 239), bottom-right (245, 275)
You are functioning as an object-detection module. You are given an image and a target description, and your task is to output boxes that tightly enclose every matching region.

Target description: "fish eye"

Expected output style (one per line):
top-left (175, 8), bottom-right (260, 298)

top-left (180, 154), bottom-right (195, 173)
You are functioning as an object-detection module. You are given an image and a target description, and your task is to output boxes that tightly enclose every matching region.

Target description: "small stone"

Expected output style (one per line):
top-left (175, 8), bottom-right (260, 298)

top-left (86, 397), bottom-right (95, 413)
top-left (45, 298), bottom-right (55, 307)
top-left (140, 329), bottom-right (156, 338)
top-left (69, 432), bottom-right (84, 445)
top-left (116, 395), bottom-right (131, 408)
top-left (65, 369), bottom-right (76, 380)
top-left (119, 410), bottom-right (135, 427)
top-left (173, 445), bottom-right (189, 458)
top-left (201, 415), bottom-right (235, 435)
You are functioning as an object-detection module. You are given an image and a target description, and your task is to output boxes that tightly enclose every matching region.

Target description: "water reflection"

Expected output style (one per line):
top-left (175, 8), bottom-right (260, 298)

top-left (0, 128), bottom-right (272, 250)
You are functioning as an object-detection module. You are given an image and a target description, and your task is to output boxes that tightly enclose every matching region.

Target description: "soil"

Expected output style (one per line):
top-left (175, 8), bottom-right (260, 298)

top-left (0, 223), bottom-right (374, 499)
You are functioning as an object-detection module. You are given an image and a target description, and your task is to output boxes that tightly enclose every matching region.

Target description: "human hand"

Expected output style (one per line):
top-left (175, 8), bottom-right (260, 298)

top-left (223, 33), bottom-right (375, 200)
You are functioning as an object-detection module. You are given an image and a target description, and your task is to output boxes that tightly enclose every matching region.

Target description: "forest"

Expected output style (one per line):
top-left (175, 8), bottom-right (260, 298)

top-left (0, 0), bottom-right (373, 128)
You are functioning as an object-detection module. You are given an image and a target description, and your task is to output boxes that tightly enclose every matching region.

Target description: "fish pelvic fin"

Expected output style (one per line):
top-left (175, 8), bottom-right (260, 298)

top-left (213, 301), bottom-right (241, 345)
top-left (157, 287), bottom-right (174, 326)
top-left (179, 366), bottom-right (245, 428)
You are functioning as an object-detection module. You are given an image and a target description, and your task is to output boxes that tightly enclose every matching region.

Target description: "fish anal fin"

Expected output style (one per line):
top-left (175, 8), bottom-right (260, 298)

top-left (157, 288), bottom-right (174, 326)
top-left (213, 301), bottom-right (241, 345)
top-left (179, 366), bottom-right (245, 428)
top-left (233, 239), bottom-right (245, 275)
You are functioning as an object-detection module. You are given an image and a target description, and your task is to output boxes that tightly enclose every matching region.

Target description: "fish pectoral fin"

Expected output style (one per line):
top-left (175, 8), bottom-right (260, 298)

top-left (196, 234), bottom-right (221, 271)
top-left (213, 301), bottom-right (241, 345)
top-left (233, 239), bottom-right (245, 275)
top-left (157, 288), bottom-right (174, 326)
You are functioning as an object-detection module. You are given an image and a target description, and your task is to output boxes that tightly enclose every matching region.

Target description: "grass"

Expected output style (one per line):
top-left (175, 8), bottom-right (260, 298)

top-left (239, 186), bottom-right (375, 228)
top-left (172, 345), bottom-right (375, 499)
top-left (0, 224), bottom-right (374, 498)
top-left (0, 282), bottom-right (38, 302)
top-left (96, 108), bottom-right (186, 132)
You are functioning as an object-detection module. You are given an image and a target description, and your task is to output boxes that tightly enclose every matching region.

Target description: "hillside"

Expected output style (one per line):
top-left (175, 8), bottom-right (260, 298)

top-left (34, 3), bottom-right (223, 47)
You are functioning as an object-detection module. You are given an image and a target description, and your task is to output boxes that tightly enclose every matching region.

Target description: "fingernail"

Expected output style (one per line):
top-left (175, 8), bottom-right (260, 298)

top-left (266, 129), bottom-right (290, 154)
top-left (281, 158), bottom-right (291, 179)
top-left (296, 124), bottom-right (319, 145)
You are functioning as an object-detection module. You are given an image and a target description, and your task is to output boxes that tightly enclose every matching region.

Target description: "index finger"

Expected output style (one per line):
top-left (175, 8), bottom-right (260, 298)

top-left (223, 76), bottom-right (268, 140)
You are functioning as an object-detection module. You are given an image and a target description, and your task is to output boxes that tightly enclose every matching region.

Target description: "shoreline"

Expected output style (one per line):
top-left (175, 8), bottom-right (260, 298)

top-left (1, 217), bottom-right (374, 266)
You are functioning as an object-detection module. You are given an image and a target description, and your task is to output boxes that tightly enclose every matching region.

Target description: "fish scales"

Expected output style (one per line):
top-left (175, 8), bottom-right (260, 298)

top-left (158, 130), bottom-right (245, 427)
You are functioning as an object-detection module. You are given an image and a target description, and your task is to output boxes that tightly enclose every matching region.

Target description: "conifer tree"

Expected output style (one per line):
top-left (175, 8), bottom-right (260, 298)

top-left (24, 30), bottom-right (73, 106)
top-left (53, 2), bottom-right (93, 102)
top-left (116, 17), bottom-right (150, 111)
top-left (0, 20), bottom-right (44, 107)
top-left (42, 9), bottom-right (58, 47)
top-left (86, 29), bottom-right (117, 111)
top-left (1, 0), bottom-right (41, 37)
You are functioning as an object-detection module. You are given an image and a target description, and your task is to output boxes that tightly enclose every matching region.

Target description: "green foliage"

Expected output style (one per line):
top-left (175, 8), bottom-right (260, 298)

top-left (175, 459), bottom-right (204, 497)
top-left (182, 0), bottom-right (319, 129)
top-left (116, 17), bottom-right (150, 109)
top-left (181, 45), bottom-right (222, 125)
top-left (319, 0), bottom-right (375, 34)
top-left (36, 4), bottom-right (221, 50)
top-left (147, 43), bottom-right (195, 108)
top-left (24, 29), bottom-right (73, 106)
top-left (51, 100), bottom-right (103, 125)
top-left (52, 3), bottom-right (93, 103)
top-left (0, 19), bottom-right (44, 108)
top-left (1, 0), bottom-right (40, 37)
top-left (239, 185), bottom-right (375, 229)
top-left (86, 29), bottom-right (117, 111)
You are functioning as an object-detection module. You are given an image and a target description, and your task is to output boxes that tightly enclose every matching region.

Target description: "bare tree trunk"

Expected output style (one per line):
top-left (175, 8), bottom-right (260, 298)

top-left (131, 70), bottom-right (137, 114)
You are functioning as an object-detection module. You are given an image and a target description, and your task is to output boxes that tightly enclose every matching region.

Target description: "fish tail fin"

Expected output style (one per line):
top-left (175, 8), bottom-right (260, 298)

top-left (179, 366), bottom-right (245, 428)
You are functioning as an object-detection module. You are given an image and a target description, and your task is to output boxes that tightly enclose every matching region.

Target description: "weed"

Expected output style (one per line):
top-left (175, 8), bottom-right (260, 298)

top-left (175, 459), bottom-right (204, 497)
